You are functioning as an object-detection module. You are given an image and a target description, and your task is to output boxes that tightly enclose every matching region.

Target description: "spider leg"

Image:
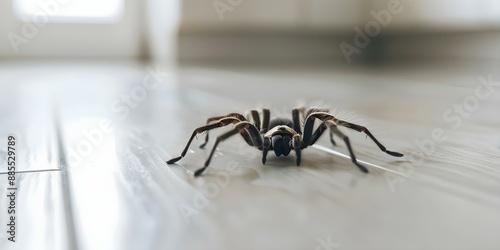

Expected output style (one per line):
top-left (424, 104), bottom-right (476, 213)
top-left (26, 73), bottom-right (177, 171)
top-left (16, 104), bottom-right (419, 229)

top-left (195, 121), bottom-right (262, 176)
top-left (203, 129), bottom-right (255, 149)
top-left (261, 108), bottom-right (270, 134)
top-left (303, 112), bottom-right (402, 157)
top-left (292, 134), bottom-right (302, 166)
top-left (335, 119), bottom-right (403, 157)
top-left (200, 113), bottom-right (246, 149)
top-left (300, 109), bottom-right (335, 148)
top-left (167, 117), bottom-right (242, 164)
top-left (302, 113), bottom-right (322, 147)
top-left (199, 131), bottom-right (210, 149)
top-left (302, 109), bottom-right (333, 145)
top-left (329, 129), bottom-right (337, 146)
top-left (248, 110), bottom-right (261, 131)
top-left (305, 108), bottom-right (330, 119)
top-left (262, 136), bottom-right (271, 164)
top-left (298, 107), bottom-right (306, 121)
top-left (292, 108), bottom-right (304, 134)
top-left (326, 121), bottom-right (368, 173)
top-left (301, 108), bottom-right (330, 147)
top-left (308, 122), bottom-right (336, 146)
top-left (206, 113), bottom-right (247, 123)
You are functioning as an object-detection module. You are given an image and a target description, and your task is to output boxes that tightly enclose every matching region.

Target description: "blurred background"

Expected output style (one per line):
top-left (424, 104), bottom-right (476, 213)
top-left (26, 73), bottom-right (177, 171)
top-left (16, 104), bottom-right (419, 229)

top-left (1, 1), bottom-right (500, 250)
top-left (1, 0), bottom-right (500, 62)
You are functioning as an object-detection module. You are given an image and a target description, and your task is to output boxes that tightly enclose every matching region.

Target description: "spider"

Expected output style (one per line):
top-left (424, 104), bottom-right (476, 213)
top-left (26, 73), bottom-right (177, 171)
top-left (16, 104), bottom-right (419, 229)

top-left (167, 107), bottom-right (403, 176)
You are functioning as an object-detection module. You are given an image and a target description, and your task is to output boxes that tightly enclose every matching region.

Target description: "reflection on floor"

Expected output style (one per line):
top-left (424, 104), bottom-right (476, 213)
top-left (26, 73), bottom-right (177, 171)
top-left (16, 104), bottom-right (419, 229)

top-left (1, 61), bottom-right (499, 250)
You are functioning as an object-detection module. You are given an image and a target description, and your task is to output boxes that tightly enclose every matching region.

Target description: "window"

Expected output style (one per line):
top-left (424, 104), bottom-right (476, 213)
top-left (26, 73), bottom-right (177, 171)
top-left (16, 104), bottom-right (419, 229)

top-left (14, 0), bottom-right (124, 23)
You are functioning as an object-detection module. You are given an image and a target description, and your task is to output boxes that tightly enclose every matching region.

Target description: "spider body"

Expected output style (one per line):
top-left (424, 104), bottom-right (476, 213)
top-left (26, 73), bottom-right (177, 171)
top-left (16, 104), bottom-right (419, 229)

top-left (265, 120), bottom-right (295, 157)
top-left (167, 107), bottom-right (403, 176)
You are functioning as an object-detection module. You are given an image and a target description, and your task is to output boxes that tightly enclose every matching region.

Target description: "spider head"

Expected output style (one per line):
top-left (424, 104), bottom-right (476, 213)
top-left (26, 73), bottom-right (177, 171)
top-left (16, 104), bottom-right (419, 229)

top-left (271, 134), bottom-right (292, 157)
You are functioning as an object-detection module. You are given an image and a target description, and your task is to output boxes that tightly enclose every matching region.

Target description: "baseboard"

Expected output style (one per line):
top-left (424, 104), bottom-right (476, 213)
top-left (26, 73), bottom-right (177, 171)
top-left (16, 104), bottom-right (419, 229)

top-left (178, 30), bottom-right (500, 64)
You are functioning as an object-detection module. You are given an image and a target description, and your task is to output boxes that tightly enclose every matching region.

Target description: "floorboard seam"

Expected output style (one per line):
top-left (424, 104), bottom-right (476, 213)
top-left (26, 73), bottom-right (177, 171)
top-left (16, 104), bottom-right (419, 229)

top-left (55, 111), bottom-right (79, 250)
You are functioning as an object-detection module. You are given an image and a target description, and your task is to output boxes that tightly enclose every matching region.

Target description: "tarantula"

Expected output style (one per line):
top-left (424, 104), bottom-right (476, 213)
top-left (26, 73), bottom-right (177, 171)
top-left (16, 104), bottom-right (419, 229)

top-left (167, 107), bottom-right (403, 176)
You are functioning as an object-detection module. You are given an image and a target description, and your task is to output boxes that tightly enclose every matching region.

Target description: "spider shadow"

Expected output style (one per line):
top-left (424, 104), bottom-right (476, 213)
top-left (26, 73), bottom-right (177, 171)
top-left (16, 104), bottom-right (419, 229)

top-left (261, 153), bottom-right (347, 174)
top-left (263, 155), bottom-right (300, 168)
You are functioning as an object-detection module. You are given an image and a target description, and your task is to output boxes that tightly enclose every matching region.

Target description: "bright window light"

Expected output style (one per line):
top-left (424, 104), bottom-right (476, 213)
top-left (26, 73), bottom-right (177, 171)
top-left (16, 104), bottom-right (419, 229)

top-left (14, 0), bottom-right (123, 23)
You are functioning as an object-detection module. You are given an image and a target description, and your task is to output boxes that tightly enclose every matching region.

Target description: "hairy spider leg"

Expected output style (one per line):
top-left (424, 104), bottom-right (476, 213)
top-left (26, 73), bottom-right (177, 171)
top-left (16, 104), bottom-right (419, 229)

top-left (248, 110), bottom-right (261, 131)
top-left (329, 130), bottom-right (337, 146)
top-left (326, 121), bottom-right (369, 173)
top-left (298, 107), bottom-right (306, 121)
top-left (292, 134), bottom-right (302, 166)
top-left (335, 119), bottom-right (403, 157)
top-left (167, 116), bottom-right (251, 164)
top-left (195, 121), bottom-right (263, 176)
top-left (292, 108), bottom-right (303, 134)
top-left (199, 113), bottom-right (247, 149)
top-left (262, 136), bottom-right (271, 164)
top-left (292, 107), bottom-right (332, 163)
top-left (304, 122), bottom-right (336, 147)
top-left (300, 107), bottom-right (335, 143)
top-left (304, 112), bottom-right (403, 157)
top-left (299, 108), bottom-right (337, 147)
top-left (307, 122), bottom-right (328, 145)
top-left (261, 109), bottom-right (270, 134)
top-left (302, 113), bottom-right (326, 147)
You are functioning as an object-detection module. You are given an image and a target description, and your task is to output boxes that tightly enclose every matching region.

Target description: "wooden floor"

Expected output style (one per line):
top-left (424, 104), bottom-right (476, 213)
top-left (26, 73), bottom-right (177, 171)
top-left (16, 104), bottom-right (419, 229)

top-left (1, 61), bottom-right (499, 250)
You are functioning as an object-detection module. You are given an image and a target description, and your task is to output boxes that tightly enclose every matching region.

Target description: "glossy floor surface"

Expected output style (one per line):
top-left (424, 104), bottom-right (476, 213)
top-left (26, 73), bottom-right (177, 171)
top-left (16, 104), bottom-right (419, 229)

top-left (0, 61), bottom-right (499, 250)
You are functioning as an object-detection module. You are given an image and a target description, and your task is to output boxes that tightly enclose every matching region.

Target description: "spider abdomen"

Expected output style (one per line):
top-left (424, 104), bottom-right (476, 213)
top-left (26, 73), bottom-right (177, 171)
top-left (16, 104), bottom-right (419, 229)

top-left (269, 118), bottom-right (294, 129)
